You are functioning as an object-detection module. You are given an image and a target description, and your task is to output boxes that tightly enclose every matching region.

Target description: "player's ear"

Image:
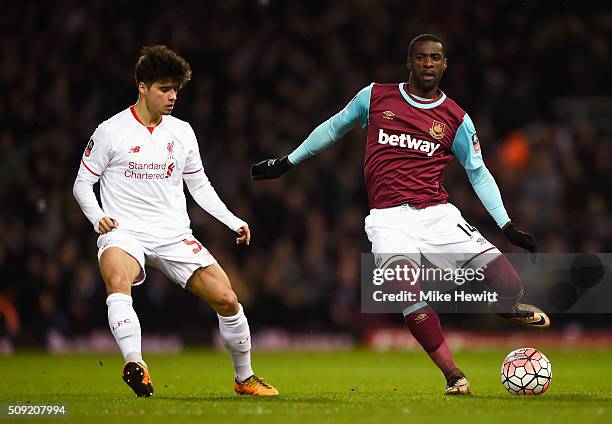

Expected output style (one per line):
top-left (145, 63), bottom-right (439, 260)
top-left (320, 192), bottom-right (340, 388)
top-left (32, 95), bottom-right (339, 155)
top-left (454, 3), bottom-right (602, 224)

top-left (443, 58), bottom-right (448, 71)
top-left (137, 81), bottom-right (148, 95)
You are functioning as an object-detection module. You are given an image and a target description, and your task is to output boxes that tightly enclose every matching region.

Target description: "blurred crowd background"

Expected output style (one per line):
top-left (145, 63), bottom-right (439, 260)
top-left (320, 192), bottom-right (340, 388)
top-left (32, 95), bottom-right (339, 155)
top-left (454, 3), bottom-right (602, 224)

top-left (1, 0), bottom-right (611, 347)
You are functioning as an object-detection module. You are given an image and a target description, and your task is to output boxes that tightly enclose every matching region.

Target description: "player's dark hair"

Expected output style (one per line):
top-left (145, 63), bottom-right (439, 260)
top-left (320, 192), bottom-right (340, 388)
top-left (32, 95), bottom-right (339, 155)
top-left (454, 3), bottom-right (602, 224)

top-left (134, 45), bottom-right (192, 89)
top-left (408, 34), bottom-right (446, 59)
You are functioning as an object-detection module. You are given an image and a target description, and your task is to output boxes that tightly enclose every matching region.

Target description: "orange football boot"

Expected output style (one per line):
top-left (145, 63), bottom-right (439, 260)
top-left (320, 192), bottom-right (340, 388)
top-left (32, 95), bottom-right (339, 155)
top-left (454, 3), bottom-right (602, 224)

top-left (234, 375), bottom-right (279, 396)
top-left (122, 362), bottom-right (154, 397)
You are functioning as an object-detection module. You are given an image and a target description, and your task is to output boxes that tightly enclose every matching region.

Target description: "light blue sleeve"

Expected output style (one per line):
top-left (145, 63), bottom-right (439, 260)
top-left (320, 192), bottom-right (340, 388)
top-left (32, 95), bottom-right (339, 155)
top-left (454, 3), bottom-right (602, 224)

top-left (452, 114), bottom-right (510, 228)
top-left (288, 83), bottom-right (373, 165)
top-left (451, 114), bottom-right (483, 170)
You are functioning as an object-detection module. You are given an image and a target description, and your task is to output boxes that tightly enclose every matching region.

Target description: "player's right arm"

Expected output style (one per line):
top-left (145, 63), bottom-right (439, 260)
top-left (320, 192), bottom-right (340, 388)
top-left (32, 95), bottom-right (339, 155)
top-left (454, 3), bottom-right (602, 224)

top-left (251, 84), bottom-right (373, 180)
top-left (72, 125), bottom-right (117, 234)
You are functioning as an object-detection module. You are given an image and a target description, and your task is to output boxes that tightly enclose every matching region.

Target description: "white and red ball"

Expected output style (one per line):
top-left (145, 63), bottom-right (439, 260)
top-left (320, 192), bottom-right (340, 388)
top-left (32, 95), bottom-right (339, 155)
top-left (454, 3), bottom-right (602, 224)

top-left (501, 347), bottom-right (552, 395)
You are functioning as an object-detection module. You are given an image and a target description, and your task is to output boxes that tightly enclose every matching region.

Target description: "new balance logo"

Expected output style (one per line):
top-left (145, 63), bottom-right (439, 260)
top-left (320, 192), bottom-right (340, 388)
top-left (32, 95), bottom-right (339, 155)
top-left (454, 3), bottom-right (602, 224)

top-left (378, 129), bottom-right (441, 156)
top-left (129, 146), bottom-right (141, 153)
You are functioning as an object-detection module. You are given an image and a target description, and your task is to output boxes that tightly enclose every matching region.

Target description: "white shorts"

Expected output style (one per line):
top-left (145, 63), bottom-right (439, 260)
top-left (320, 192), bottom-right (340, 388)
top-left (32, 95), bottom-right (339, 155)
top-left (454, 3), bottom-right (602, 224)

top-left (97, 229), bottom-right (217, 288)
top-left (364, 203), bottom-right (501, 271)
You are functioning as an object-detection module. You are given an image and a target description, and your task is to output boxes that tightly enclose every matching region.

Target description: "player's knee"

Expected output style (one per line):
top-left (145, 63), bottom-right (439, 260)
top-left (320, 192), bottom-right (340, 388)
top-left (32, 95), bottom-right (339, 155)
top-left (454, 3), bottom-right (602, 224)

top-left (482, 256), bottom-right (524, 300)
top-left (214, 290), bottom-right (239, 316)
top-left (105, 273), bottom-right (132, 294)
top-left (385, 258), bottom-right (422, 292)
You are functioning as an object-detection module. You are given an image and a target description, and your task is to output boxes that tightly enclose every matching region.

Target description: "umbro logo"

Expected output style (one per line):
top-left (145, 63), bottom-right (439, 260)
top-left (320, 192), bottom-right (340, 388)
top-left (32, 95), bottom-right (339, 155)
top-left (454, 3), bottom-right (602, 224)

top-left (129, 146), bottom-right (141, 153)
top-left (382, 110), bottom-right (395, 120)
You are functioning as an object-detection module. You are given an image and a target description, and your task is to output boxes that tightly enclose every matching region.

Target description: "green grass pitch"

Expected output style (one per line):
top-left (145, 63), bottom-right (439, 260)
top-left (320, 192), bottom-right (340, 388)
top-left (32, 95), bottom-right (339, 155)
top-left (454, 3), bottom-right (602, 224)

top-left (1, 348), bottom-right (611, 423)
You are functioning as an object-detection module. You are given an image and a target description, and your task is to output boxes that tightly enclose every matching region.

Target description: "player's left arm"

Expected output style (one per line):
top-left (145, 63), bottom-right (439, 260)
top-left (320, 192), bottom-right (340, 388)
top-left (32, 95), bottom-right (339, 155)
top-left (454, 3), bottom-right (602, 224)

top-left (452, 114), bottom-right (537, 256)
top-left (183, 125), bottom-right (250, 245)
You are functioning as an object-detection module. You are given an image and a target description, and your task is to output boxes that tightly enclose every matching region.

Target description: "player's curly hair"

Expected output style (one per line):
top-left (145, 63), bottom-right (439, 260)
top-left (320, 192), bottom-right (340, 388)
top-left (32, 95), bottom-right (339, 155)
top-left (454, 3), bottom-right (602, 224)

top-left (134, 45), bottom-right (192, 89)
top-left (408, 34), bottom-right (446, 59)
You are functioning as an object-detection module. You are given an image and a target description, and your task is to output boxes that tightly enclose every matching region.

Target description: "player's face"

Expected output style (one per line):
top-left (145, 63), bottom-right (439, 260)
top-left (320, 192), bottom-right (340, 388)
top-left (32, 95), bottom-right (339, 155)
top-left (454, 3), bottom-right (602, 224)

top-left (140, 80), bottom-right (179, 115)
top-left (407, 41), bottom-right (447, 93)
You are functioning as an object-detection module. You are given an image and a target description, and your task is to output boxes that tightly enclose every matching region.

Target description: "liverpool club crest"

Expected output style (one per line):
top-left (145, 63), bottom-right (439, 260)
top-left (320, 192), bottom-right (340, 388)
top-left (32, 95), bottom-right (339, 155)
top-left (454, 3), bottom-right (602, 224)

top-left (166, 141), bottom-right (175, 159)
top-left (429, 120), bottom-right (445, 140)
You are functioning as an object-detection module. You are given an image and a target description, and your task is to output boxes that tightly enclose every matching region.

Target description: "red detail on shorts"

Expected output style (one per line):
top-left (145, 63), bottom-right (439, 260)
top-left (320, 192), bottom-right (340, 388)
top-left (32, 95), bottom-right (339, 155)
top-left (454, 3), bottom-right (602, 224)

top-left (183, 168), bottom-right (203, 175)
top-left (462, 246), bottom-right (498, 269)
top-left (130, 105), bottom-right (162, 134)
top-left (183, 239), bottom-right (203, 254)
top-left (81, 159), bottom-right (100, 176)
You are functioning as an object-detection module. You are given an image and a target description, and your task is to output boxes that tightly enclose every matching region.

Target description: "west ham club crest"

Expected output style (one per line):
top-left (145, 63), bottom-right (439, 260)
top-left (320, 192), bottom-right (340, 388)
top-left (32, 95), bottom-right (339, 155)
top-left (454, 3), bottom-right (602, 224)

top-left (429, 120), bottom-right (445, 140)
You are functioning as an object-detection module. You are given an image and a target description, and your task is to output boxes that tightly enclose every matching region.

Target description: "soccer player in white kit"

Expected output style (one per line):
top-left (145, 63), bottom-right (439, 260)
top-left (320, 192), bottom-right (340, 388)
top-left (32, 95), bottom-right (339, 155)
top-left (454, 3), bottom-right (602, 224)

top-left (73, 45), bottom-right (278, 397)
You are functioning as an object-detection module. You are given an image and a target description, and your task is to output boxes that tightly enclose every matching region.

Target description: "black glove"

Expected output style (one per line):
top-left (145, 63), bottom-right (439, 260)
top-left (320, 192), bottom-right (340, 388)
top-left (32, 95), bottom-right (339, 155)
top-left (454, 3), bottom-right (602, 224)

top-left (251, 156), bottom-right (293, 180)
top-left (503, 222), bottom-right (538, 262)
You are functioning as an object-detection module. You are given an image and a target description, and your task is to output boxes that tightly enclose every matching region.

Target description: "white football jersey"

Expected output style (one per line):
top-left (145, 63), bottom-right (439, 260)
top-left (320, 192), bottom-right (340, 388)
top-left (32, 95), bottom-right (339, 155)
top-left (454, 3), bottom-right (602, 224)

top-left (77, 107), bottom-right (205, 240)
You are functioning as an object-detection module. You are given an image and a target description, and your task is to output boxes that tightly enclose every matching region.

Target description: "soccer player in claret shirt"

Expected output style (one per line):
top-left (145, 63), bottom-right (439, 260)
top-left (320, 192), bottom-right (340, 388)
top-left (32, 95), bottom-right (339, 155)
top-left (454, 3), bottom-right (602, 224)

top-left (252, 34), bottom-right (550, 395)
top-left (73, 45), bottom-right (278, 397)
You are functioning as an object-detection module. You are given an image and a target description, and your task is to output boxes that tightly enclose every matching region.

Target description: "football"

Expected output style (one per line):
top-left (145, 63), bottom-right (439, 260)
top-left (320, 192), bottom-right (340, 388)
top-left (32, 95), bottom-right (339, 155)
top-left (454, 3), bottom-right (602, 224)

top-left (501, 347), bottom-right (552, 395)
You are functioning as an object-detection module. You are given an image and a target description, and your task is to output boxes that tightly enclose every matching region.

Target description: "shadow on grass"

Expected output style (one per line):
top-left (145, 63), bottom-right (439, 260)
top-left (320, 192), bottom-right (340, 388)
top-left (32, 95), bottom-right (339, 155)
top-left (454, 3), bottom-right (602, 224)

top-left (470, 392), bottom-right (612, 402)
top-left (152, 393), bottom-right (344, 404)
top-left (14, 389), bottom-right (612, 406)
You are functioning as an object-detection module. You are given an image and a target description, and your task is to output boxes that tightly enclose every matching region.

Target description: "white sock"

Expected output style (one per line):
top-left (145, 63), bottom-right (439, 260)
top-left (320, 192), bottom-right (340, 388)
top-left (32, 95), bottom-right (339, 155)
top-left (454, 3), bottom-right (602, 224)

top-left (106, 293), bottom-right (143, 365)
top-left (218, 304), bottom-right (253, 382)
